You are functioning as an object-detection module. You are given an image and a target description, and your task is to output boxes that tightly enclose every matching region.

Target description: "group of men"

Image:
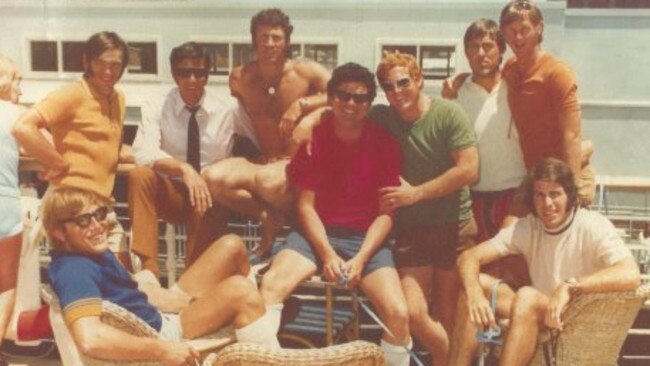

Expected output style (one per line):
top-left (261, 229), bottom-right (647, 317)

top-left (9, 1), bottom-right (642, 366)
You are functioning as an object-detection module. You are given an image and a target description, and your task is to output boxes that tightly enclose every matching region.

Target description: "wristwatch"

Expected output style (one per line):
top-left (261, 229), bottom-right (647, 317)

top-left (564, 277), bottom-right (582, 298)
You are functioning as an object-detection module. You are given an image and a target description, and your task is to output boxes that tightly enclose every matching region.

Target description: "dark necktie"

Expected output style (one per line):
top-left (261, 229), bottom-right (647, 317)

top-left (186, 105), bottom-right (200, 172)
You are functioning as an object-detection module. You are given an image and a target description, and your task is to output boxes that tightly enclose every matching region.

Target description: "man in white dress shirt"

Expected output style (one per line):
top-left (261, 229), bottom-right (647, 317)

top-left (129, 42), bottom-right (253, 275)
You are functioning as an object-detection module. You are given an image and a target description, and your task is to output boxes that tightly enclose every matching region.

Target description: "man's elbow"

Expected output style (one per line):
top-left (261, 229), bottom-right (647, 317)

top-left (461, 161), bottom-right (479, 186)
top-left (74, 330), bottom-right (104, 356)
top-left (619, 259), bottom-right (642, 291)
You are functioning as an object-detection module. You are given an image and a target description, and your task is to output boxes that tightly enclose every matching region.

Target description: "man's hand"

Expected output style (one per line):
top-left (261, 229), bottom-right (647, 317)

top-left (159, 341), bottom-right (200, 366)
top-left (279, 102), bottom-right (303, 138)
top-left (41, 161), bottom-right (70, 182)
top-left (322, 253), bottom-right (346, 284)
top-left (292, 107), bottom-right (329, 156)
top-left (180, 164), bottom-right (212, 214)
top-left (467, 291), bottom-right (497, 329)
top-left (441, 72), bottom-right (471, 100)
top-left (342, 255), bottom-right (366, 288)
top-left (545, 284), bottom-right (571, 330)
top-left (379, 177), bottom-right (422, 212)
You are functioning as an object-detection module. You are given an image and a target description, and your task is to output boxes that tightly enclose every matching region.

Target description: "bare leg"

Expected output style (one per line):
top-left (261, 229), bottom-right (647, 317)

top-left (260, 249), bottom-right (317, 305)
top-left (180, 275), bottom-right (264, 339)
top-left (498, 287), bottom-right (548, 366)
top-left (431, 267), bottom-right (461, 338)
top-left (203, 158), bottom-right (286, 256)
top-left (446, 274), bottom-right (515, 366)
top-left (177, 234), bottom-right (249, 298)
top-left (359, 267), bottom-right (410, 344)
top-left (0, 233), bottom-right (21, 346)
top-left (399, 266), bottom-right (446, 366)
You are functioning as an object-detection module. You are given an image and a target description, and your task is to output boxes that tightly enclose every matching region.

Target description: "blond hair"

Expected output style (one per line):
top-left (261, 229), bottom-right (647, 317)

top-left (41, 187), bottom-right (112, 250)
top-left (376, 51), bottom-right (423, 84)
top-left (0, 54), bottom-right (19, 98)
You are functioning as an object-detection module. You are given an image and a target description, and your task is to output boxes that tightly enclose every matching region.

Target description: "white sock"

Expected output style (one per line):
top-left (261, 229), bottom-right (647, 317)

top-left (265, 303), bottom-right (283, 335)
top-left (234, 307), bottom-right (281, 349)
top-left (381, 338), bottom-right (412, 366)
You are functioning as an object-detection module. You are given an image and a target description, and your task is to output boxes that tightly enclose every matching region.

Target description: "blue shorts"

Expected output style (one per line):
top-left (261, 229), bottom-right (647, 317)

top-left (0, 195), bottom-right (22, 237)
top-left (284, 227), bottom-right (394, 277)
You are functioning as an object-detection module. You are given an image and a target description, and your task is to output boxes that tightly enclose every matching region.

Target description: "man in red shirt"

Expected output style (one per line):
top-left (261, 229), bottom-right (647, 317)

top-left (260, 63), bottom-right (412, 366)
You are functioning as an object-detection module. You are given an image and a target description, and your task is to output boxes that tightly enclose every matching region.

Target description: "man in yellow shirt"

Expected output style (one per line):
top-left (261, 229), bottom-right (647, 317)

top-left (12, 31), bottom-right (129, 200)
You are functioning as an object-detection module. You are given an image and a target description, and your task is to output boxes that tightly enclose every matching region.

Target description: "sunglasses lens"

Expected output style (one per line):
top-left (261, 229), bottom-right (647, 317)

top-left (382, 78), bottom-right (411, 92)
top-left (352, 94), bottom-right (369, 103)
top-left (69, 206), bottom-right (109, 228)
top-left (335, 90), bottom-right (369, 104)
top-left (74, 213), bottom-right (92, 228)
top-left (94, 206), bottom-right (109, 222)
top-left (397, 78), bottom-right (411, 88)
top-left (176, 68), bottom-right (207, 78)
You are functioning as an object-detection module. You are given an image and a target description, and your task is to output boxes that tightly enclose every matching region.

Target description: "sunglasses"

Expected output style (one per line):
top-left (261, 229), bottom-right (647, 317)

top-left (63, 206), bottom-right (110, 228)
top-left (333, 90), bottom-right (371, 104)
top-left (175, 68), bottom-right (209, 79)
top-left (380, 77), bottom-right (412, 92)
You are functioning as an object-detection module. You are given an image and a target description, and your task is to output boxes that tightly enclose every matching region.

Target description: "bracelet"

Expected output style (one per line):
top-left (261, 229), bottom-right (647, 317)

top-left (564, 277), bottom-right (582, 298)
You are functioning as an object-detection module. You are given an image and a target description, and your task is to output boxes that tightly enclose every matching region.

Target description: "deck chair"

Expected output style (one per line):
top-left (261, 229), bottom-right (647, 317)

top-left (205, 340), bottom-right (384, 366)
top-left (527, 284), bottom-right (650, 366)
top-left (40, 285), bottom-right (235, 366)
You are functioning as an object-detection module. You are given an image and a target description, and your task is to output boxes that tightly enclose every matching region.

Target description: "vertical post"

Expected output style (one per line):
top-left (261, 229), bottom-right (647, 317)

top-left (165, 223), bottom-right (177, 287)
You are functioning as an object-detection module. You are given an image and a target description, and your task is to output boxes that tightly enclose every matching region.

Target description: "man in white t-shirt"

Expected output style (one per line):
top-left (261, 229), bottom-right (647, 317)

top-left (446, 158), bottom-right (640, 366)
top-left (451, 19), bottom-right (530, 289)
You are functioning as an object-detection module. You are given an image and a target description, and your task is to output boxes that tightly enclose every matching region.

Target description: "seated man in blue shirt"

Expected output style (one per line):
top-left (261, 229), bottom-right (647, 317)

top-left (42, 187), bottom-right (279, 366)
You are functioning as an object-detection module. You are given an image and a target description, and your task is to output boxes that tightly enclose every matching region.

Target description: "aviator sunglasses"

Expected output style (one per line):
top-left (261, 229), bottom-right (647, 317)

top-left (380, 77), bottom-right (412, 92)
top-left (333, 89), bottom-right (371, 104)
top-left (63, 206), bottom-right (110, 228)
top-left (175, 68), bottom-right (209, 79)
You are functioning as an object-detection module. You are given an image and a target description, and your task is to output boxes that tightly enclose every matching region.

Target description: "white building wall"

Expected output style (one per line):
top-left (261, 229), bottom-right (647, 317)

top-left (0, 0), bottom-right (648, 177)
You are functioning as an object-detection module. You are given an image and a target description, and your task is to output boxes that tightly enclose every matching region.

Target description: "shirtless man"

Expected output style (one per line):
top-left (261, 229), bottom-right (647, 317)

top-left (203, 8), bottom-right (330, 257)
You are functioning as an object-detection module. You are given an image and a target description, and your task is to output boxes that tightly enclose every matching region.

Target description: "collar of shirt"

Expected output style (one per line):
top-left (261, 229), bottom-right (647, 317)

top-left (171, 87), bottom-right (218, 118)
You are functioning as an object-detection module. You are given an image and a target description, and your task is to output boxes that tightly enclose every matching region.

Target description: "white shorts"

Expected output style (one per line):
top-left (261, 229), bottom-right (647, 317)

top-left (159, 312), bottom-right (183, 342)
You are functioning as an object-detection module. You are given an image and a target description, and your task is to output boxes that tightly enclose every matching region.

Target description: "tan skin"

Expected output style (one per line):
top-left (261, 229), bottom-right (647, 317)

top-left (50, 204), bottom-right (265, 366)
top-left (260, 82), bottom-right (411, 348)
top-left (229, 25), bottom-right (330, 159)
top-left (447, 180), bottom-right (641, 366)
top-left (12, 49), bottom-right (132, 182)
top-left (292, 66), bottom-right (478, 366)
top-left (204, 24), bottom-right (329, 257)
top-left (0, 68), bottom-right (24, 349)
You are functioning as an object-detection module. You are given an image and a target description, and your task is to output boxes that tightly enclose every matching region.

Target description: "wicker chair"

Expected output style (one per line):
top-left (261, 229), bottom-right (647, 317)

top-left (527, 284), bottom-right (650, 366)
top-left (41, 285), bottom-right (235, 366)
top-left (205, 340), bottom-right (384, 366)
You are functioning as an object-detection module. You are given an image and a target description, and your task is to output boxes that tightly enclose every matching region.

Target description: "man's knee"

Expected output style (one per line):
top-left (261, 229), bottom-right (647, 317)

top-left (511, 286), bottom-right (545, 323)
top-left (225, 275), bottom-right (265, 311)
top-left (382, 300), bottom-right (410, 333)
top-left (254, 164), bottom-right (285, 193)
top-left (213, 234), bottom-right (248, 261)
top-left (260, 267), bottom-right (298, 304)
top-left (202, 159), bottom-right (243, 191)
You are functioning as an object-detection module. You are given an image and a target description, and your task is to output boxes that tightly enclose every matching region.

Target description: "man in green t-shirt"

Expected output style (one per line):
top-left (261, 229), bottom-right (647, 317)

top-left (293, 52), bottom-right (478, 366)
top-left (371, 52), bottom-right (478, 366)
